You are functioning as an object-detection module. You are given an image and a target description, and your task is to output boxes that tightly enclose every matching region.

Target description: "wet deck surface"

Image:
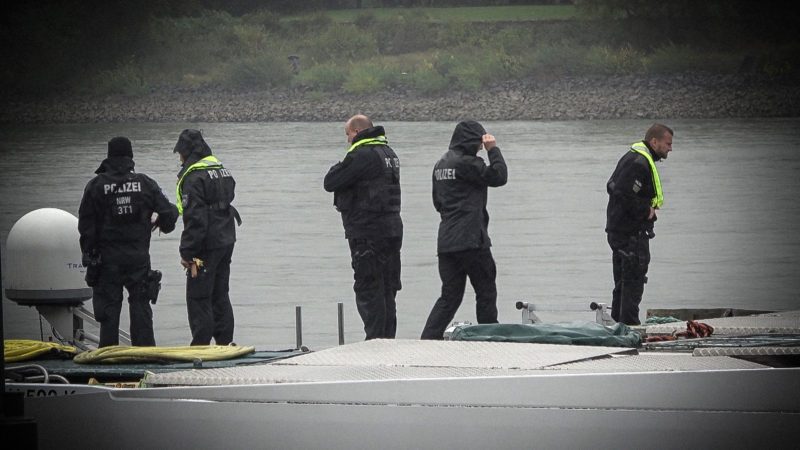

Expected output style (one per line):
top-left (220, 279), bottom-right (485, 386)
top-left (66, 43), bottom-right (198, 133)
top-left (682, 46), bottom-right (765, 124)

top-left (144, 338), bottom-right (767, 386)
top-left (9, 311), bottom-right (799, 387)
top-left (145, 311), bottom-right (800, 386)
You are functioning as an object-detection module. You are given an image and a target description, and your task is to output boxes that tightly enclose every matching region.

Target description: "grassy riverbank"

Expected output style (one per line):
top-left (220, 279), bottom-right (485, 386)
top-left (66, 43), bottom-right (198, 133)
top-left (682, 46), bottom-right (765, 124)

top-left (281, 5), bottom-right (579, 22)
top-left (3, 3), bottom-right (798, 103)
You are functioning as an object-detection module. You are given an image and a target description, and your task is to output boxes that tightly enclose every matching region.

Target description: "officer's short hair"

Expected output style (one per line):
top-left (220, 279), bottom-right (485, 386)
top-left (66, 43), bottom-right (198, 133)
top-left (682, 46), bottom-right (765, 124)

top-left (645, 124), bottom-right (673, 142)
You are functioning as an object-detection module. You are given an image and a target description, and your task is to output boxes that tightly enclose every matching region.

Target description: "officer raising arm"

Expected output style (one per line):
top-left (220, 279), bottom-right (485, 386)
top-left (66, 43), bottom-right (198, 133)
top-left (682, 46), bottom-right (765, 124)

top-left (78, 136), bottom-right (178, 347)
top-left (421, 120), bottom-right (507, 340)
top-left (324, 114), bottom-right (403, 340)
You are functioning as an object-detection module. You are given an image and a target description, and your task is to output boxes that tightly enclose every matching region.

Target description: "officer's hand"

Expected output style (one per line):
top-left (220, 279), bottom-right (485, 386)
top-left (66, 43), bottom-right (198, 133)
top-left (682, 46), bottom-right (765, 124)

top-left (648, 207), bottom-right (656, 220)
top-left (181, 258), bottom-right (199, 278)
top-left (482, 134), bottom-right (496, 151)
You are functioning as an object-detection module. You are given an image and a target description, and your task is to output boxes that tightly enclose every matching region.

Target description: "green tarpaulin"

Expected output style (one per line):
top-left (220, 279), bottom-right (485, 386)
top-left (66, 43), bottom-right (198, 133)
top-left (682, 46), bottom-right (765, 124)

top-left (449, 321), bottom-right (642, 347)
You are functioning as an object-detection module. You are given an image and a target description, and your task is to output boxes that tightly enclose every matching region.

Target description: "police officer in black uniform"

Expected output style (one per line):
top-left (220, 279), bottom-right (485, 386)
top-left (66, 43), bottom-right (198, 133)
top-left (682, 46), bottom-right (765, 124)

top-left (421, 121), bottom-right (507, 340)
top-left (174, 129), bottom-right (239, 346)
top-left (606, 123), bottom-right (673, 325)
top-left (79, 136), bottom-right (178, 347)
top-left (324, 114), bottom-right (402, 340)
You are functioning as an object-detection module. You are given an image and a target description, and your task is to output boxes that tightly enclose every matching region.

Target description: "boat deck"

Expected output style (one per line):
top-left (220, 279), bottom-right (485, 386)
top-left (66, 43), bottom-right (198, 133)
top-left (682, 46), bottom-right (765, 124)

top-left (144, 338), bottom-right (768, 386)
top-left (8, 311), bottom-right (800, 450)
top-left (145, 310), bottom-right (800, 387)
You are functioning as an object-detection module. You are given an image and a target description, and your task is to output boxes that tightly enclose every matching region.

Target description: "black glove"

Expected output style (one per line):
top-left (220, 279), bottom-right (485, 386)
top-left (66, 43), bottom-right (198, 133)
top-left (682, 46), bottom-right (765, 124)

top-left (83, 251), bottom-right (101, 287)
top-left (145, 270), bottom-right (162, 304)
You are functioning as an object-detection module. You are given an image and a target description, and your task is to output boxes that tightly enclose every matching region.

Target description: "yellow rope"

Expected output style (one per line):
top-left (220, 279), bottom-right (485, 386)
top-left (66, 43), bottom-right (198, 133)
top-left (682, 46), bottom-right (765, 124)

top-left (73, 344), bottom-right (255, 364)
top-left (4, 339), bottom-right (78, 363)
top-left (5, 339), bottom-right (255, 364)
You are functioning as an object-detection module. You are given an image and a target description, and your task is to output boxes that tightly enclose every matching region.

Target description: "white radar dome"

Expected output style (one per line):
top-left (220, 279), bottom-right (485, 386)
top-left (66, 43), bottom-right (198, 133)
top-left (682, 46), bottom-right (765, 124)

top-left (4, 208), bottom-right (92, 306)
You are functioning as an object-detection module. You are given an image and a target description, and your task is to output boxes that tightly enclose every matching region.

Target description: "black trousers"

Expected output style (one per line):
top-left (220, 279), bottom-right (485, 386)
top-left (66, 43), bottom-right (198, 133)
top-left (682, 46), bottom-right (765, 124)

top-left (92, 262), bottom-right (154, 347)
top-left (349, 236), bottom-right (402, 340)
top-left (421, 248), bottom-right (498, 340)
top-left (608, 232), bottom-right (651, 326)
top-left (185, 244), bottom-right (235, 346)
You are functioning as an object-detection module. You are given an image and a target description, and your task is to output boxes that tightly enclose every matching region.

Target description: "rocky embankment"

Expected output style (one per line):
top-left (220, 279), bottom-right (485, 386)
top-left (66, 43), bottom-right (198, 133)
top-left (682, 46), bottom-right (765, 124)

top-left (2, 72), bottom-right (798, 124)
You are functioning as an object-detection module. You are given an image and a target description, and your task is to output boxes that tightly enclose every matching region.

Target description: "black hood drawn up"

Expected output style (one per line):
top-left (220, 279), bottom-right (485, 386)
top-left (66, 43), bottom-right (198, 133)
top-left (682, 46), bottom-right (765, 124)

top-left (448, 120), bottom-right (486, 156)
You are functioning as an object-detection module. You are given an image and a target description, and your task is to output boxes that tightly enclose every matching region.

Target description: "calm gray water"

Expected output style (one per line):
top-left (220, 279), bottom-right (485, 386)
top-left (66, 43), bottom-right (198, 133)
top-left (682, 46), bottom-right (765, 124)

top-left (1, 119), bottom-right (799, 350)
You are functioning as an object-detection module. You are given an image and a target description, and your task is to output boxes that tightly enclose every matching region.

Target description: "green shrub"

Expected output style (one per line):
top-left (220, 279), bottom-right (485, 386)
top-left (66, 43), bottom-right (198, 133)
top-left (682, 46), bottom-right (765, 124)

top-left (224, 54), bottom-right (293, 88)
top-left (232, 24), bottom-right (275, 57)
top-left (352, 10), bottom-right (377, 28)
top-left (371, 10), bottom-right (436, 55)
top-left (285, 11), bottom-right (334, 39)
top-left (491, 26), bottom-right (536, 55)
top-left (447, 65), bottom-right (482, 91)
top-left (428, 46), bottom-right (518, 90)
top-left (307, 89), bottom-right (327, 101)
top-left (342, 65), bottom-right (397, 94)
top-left (143, 14), bottom-right (240, 80)
top-left (523, 43), bottom-right (592, 77)
top-left (596, 44), bottom-right (646, 74)
top-left (242, 9), bottom-right (283, 33)
top-left (295, 63), bottom-right (348, 91)
top-left (761, 52), bottom-right (796, 76)
top-left (83, 62), bottom-right (149, 96)
top-left (410, 62), bottom-right (449, 94)
top-left (304, 25), bottom-right (378, 63)
top-left (434, 22), bottom-right (490, 49)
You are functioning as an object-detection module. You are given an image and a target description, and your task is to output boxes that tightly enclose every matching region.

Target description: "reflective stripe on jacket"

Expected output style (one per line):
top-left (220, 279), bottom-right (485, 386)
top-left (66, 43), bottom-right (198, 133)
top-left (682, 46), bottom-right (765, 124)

top-left (630, 142), bottom-right (664, 208)
top-left (176, 155), bottom-right (222, 215)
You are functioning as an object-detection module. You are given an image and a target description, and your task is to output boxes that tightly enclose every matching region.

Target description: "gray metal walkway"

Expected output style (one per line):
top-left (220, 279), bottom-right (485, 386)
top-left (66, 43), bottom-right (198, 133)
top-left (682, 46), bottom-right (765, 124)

top-left (145, 338), bottom-right (766, 387)
top-left (145, 311), bottom-right (800, 387)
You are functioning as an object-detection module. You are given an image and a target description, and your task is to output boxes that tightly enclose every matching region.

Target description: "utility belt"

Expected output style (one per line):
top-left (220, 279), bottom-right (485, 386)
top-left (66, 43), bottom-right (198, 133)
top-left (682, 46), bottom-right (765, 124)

top-left (83, 253), bottom-right (161, 304)
top-left (209, 201), bottom-right (242, 226)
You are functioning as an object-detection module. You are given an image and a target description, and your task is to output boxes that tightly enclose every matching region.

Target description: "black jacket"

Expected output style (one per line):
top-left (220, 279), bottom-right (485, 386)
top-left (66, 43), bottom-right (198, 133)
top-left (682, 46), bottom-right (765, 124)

top-left (605, 142), bottom-right (660, 236)
top-left (177, 147), bottom-right (237, 261)
top-left (433, 121), bottom-right (507, 254)
top-left (324, 126), bottom-right (403, 240)
top-left (78, 156), bottom-right (178, 265)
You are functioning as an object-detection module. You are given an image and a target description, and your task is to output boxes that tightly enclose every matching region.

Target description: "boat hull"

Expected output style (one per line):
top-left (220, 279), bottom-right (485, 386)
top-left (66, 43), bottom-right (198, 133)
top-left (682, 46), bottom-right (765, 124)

top-left (10, 368), bottom-right (800, 449)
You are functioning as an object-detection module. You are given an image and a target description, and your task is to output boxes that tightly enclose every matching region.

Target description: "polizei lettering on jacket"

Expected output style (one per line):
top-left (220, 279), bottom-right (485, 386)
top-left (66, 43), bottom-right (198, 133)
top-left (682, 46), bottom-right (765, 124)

top-left (205, 168), bottom-right (233, 179)
top-left (103, 181), bottom-right (142, 194)
top-left (385, 157), bottom-right (399, 168)
top-left (434, 168), bottom-right (456, 181)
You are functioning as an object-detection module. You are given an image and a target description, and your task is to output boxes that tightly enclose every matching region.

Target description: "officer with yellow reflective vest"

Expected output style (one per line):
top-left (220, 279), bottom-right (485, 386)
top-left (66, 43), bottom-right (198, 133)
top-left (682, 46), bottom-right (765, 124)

top-left (173, 129), bottom-right (240, 346)
top-left (605, 123), bottom-right (673, 325)
top-left (324, 114), bottom-right (403, 340)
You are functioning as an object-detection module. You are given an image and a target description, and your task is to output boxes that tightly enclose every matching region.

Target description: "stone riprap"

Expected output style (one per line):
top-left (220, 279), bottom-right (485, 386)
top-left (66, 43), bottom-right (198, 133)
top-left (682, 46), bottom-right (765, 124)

top-left (2, 73), bottom-right (798, 124)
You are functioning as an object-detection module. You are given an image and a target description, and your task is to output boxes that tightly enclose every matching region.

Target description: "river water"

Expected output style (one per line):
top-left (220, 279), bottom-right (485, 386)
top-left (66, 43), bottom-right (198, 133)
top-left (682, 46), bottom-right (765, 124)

top-left (1, 119), bottom-right (799, 350)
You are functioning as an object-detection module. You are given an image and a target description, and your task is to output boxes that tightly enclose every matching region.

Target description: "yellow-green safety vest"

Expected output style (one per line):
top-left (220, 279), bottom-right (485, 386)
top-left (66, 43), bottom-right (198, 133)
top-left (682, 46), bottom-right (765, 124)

top-left (176, 155), bottom-right (223, 215)
top-left (347, 135), bottom-right (388, 155)
top-left (630, 142), bottom-right (664, 208)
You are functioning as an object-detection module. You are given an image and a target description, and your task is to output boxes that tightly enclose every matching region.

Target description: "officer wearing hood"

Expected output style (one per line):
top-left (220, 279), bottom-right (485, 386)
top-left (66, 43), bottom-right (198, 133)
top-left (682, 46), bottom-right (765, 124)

top-left (174, 129), bottom-right (239, 346)
top-left (421, 121), bottom-right (507, 340)
top-left (324, 114), bottom-right (403, 340)
top-left (79, 136), bottom-right (178, 347)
